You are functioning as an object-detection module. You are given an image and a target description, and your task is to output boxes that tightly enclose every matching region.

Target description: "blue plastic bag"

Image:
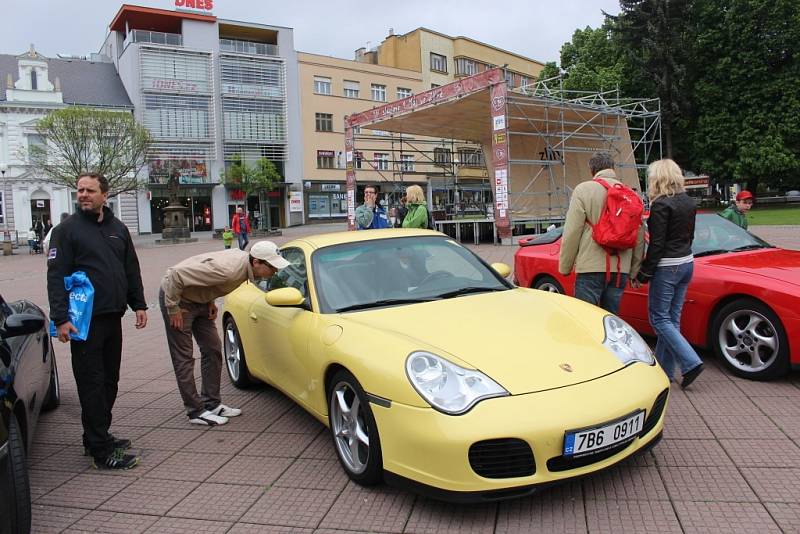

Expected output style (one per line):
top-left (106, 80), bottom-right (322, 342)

top-left (49, 271), bottom-right (94, 341)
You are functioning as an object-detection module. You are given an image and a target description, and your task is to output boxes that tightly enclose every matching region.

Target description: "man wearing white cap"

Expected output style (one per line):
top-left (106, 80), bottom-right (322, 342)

top-left (159, 241), bottom-right (290, 426)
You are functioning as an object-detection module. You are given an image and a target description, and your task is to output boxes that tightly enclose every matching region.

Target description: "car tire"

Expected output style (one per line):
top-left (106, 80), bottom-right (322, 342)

top-left (533, 275), bottom-right (565, 294)
top-left (711, 298), bottom-right (790, 380)
top-left (42, 345), bottom-right (60, 411)
top-left (6, 413), bottom-right (31, 534)
top-left (327, 369), bottom-right (383, 486)
top-left (223, 317), bottom-right (254, 388)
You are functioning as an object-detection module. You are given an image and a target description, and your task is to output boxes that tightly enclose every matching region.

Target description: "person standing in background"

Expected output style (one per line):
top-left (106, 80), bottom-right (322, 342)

top-left (402, 185), bottom-right (430, 229)
top-left (355, 186), bottom-right (390, 230)
top-left (231, 206), bottom-right (251, 250)
top-left (719, 190), bottom-right (753, 229)
top-left (222, 226), bottom-right (234, 249)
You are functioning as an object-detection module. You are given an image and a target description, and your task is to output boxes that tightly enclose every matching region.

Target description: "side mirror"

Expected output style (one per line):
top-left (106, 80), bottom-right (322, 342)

top-left (491, 262), bottom-right (512, 278)
top-left (1, 313), bottom-right (45, 339)
top-left (265, 287), bottom-right (306, 308)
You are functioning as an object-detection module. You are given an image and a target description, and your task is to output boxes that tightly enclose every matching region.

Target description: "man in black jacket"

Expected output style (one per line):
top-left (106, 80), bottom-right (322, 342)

top-left (47, 173), bottom-right (148, 470)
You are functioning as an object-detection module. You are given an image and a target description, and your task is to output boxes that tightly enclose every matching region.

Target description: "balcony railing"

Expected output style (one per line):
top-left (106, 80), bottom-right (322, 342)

top-left (220, 38), bottom-right (279, 57)
top-left (126, 30), bottom-right (183, 47)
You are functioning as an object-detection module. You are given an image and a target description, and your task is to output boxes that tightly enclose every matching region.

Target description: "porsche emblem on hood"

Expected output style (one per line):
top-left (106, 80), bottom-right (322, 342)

top-left (559, 363), bottom-right (573, 372)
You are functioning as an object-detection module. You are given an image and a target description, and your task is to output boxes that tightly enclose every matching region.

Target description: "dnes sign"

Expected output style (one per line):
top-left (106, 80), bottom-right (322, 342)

top-left (175, 0), bottom-right (214, 11)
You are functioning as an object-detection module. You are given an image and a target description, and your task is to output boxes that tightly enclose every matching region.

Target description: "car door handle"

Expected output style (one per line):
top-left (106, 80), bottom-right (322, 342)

top-left (249, 313), bottom-right (258, 321)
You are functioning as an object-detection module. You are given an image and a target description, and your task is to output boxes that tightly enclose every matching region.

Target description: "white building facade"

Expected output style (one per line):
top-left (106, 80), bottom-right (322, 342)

top-left (0, 46), bottom-right (137, 241)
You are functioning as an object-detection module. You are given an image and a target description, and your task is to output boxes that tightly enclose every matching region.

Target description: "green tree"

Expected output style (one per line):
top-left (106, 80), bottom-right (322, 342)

top-left (28, 107), bottom-right (151, 196)
top-left (559, 24), bottom-right (628, 93)
top-left (689, 0), bottom-right (800, 192)
top-left (610, 0), bottom-right (694, 159)
top-left (220, 156), bottom-right (282, 228)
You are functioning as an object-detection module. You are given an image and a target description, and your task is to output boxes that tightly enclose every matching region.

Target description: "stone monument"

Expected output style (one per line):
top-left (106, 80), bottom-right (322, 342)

top-left (156, 171), bottom-right (197, 244)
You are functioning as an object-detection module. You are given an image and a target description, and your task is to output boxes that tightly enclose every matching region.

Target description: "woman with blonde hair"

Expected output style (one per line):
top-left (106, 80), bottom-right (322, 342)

top-left (636, 158), bottom-right (704, 388)
top-left (402, 185), bottom-right (430, 229)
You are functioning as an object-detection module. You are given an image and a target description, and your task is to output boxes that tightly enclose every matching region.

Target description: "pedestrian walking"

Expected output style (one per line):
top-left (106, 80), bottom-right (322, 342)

top-left (231, 206), bottom-right (251, 250)
top-left (160, 241), bottom-right (289, 426)
top-left (635, 159), bottom-right (704, 388)
top-left (47, 172), bottom-right (147, 470)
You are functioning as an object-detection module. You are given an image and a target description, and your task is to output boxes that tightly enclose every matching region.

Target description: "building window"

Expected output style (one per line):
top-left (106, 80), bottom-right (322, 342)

top-left (314, 76), bottom-right (331, 95)
top-left (30, 69), bottom-right (38, 90)
top-left (400, 154), bottom-right (414, 172)
top-left (455, 58), bottom-right (477, 76)
top-left (343, 80), bottom-right (360, 99)
top-left (309, 192), bottom-right (348, 218)
top-left (430, 53), bottom-right (447, 73)
top-left (317, 150), bottom-right (335, 168)
top-left (315, 113), bottom-right (333, 132)
top-left (396, 87), bottom-right (412, 99)
top-left (27, 134), bottom-right (47, 162)
top-left (371, 84), bottom-right (387, 102)
top-left (434, 147), bottom-right (452, 167)
top-left (374, 153), bottom-right (389, 171)
top-left (354, 151), bottom-right (363, 169)
top-left (458, 148), bottom-right (485, 167)
top-left (431, 83), bottom-right (440, 89)
top-left (504, 71), bottom-right (515, 87)
top-left (520, 76), bottom-right (531, 88)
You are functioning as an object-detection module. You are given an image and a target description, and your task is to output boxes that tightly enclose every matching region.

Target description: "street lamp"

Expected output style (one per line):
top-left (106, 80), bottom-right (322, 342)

top-left (0, 163), bottom-right (7, 233)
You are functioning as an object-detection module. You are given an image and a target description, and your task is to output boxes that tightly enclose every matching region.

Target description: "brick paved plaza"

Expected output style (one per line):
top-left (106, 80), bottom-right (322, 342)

top-left (1, 224), bottom-right (798, 533)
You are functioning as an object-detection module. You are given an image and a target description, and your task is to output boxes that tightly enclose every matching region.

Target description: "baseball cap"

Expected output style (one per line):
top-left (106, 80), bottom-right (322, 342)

top-left (736, 190), bottom-right (754, 201)
top-left (249, 240), bottom-right (290, 269)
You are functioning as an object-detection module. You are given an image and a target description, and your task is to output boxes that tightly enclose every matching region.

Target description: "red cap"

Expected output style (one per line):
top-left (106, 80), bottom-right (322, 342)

top-left (736, 190), bottom-right (754, 201)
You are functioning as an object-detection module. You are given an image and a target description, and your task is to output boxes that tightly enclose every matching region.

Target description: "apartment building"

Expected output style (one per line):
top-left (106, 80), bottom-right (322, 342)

top-left (356, 27), bottom-right (546, 216)
top-left (298, 52), bottom-right (431, 223)
top-left (100, 4), bottom-right (302, 233)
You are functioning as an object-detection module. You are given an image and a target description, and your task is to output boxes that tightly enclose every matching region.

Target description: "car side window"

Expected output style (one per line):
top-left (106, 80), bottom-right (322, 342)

top-left (264, 247), bottom-right (308, 298)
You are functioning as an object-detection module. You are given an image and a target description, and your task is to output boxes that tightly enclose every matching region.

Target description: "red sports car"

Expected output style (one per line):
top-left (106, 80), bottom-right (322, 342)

top-left (514, 213), bottom-right (800, 380)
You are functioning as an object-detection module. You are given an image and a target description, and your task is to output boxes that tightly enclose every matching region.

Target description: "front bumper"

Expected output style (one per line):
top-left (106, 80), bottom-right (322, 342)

top-left (372, 362), bottom-right (669, 500)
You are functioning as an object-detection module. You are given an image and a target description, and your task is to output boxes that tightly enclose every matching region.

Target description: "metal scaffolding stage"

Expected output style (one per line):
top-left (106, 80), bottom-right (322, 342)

top-left (345, 68), bottom-right (661, 240)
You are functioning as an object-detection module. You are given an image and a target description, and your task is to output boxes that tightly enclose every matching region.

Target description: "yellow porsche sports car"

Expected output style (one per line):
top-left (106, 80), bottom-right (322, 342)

top-left (222, 229), bottom-right (669, 502)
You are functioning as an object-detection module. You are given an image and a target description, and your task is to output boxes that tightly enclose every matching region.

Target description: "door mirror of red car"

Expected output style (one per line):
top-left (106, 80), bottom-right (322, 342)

top-left (490, 262), bottom-right (512, 278)
top-left (265, 287), bottom-right (306, 308)
top-left (1, 313), bottom-right (45, 339)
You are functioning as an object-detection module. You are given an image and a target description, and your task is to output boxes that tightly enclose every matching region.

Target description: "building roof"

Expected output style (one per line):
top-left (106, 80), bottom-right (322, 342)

top-left (0, 54), bottom-right (133, 108)
top-left (109, 4), bottom-right (215, 33)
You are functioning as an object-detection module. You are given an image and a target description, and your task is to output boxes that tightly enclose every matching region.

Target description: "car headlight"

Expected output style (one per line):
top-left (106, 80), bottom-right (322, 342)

top-left (405, 351), bottom-right (508, 414)
top-left (603, 315), bottom-right (655, 366)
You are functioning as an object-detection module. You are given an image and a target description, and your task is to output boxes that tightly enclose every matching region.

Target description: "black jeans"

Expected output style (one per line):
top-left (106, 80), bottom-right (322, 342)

top-left (70, 313), bottom-right (123, 459)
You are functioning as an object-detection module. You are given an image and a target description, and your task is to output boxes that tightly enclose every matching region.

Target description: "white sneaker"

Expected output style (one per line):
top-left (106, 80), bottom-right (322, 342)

top-left (189, 410), bottom-right (229, 426)
top-left (209, 404), bottom-right (242, 418)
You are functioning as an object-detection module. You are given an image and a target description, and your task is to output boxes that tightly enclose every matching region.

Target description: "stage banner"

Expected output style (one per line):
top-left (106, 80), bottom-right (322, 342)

top-left (489, 81), bottom-right (511, 238)
top-left (344, 123), bottom-right (356, 230)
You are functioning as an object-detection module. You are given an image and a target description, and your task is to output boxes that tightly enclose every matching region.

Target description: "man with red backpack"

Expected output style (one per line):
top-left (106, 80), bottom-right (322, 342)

top-left (558, 152), bottom-right (645, 314)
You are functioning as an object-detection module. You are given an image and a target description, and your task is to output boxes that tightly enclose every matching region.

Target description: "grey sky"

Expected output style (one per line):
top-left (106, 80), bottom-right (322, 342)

top-left (1, 0), bottom-right (620, 64)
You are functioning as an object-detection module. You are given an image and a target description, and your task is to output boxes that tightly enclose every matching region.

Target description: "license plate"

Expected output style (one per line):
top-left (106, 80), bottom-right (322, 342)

top-left (563, 410), bottom-right (645, 457)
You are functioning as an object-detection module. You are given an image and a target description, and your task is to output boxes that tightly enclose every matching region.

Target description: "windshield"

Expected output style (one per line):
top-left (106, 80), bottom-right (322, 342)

top-left (692, 213), bottom-right (772, 256)
top-left (312, 236), bottom-right (510, 313)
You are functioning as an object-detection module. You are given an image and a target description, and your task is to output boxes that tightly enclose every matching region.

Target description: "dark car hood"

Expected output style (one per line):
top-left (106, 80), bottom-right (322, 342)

top-left (702, 248), bottom-right (800, 287)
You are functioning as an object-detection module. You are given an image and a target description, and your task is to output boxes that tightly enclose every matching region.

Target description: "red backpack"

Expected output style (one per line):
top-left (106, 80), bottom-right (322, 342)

top-left (586, 178), bottom-right (644, 283)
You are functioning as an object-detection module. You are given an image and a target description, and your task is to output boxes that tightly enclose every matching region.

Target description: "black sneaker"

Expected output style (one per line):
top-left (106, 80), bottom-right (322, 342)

top-left (681, 364), bottom-right (704, 389)
top-left (92, 449), bottom-right (140, 470)
top-left (83, 435), bottom-right (132, 456)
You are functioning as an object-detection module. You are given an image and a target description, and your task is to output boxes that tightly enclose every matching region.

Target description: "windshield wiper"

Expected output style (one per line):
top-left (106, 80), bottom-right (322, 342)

top-left (335, 298), bottom-right (440, 313)
top-left (694, 249), bottom-right (731, 257)
top-left (731, 244), bottom-right (774, 252)
top-left (436, 286), bottom-right (507, 299)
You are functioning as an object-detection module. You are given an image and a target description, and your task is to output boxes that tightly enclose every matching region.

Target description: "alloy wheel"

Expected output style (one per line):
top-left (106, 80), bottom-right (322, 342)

top-left (718, 309), bottom-right (779, 374)
top-left (224, 323), bottom-right (241, 382)
top-left (330, 381), bottom-right (370, 475)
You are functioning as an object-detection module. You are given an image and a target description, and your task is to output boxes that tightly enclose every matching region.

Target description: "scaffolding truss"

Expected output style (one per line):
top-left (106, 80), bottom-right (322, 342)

top-left (344, 68), bottom-right (661, 236)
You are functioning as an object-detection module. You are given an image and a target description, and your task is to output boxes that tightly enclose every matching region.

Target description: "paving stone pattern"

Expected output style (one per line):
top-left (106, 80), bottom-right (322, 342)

top-left (1, 223), bottom-right (798, 533)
